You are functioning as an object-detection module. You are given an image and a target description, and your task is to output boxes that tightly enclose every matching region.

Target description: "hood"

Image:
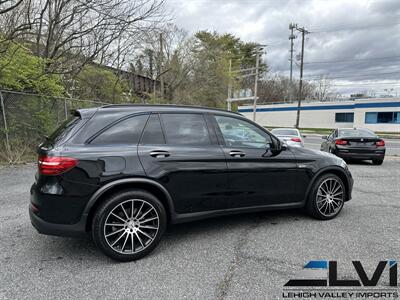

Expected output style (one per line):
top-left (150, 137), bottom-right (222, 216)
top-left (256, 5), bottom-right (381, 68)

top-left (288, 145), bottom-right (346, 166)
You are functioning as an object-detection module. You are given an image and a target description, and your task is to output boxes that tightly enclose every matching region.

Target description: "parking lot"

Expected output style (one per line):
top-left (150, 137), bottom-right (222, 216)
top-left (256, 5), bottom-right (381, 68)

top-left (1, 143), bottom-right (399, 299)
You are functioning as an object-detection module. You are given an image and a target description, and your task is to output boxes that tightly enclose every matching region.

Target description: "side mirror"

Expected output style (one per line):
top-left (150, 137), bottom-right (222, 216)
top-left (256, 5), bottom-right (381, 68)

top-left (322, 135), bottom-right (328, 140)
top-left (270, 138), bottom-right (284, 155)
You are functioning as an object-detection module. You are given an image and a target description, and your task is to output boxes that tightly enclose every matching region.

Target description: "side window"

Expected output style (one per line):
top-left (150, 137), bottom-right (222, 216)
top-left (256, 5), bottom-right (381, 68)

top-left (214, 115), bottom-right (271, 148)
top-left (91, 115), bottom-right (148, 145)
top-left (328, 131), bottom-right (334, 140)
top-left (161, 113), bottom-right (211, 146)
top-left (140, 114), bottom-right (165, 145)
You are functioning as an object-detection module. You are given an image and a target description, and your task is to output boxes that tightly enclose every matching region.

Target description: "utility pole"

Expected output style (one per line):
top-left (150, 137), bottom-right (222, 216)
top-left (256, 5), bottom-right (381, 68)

top-left (159, 33), bottom-right (164, 100)
top-left (295, 25), bottom-right (309, 129)
top-left (227, 59), bottom-right (232, 111)
top-left (226, 45), bottom-right (265, 122)
top-left (289, 23), bottom-right (296, 103)
top-left (253, 49), bottom-right (260, 121)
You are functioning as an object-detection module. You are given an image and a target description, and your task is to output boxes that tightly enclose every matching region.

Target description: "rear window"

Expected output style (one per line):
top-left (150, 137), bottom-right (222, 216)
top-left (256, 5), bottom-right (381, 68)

top-left (91, 115), bottom-right (148, 145)
top-left (272, 129), bottom-right (298, 136)
top-left (339, 128), bottom-right (376, 138)
top-left (47, 115), bottom-right (81, 146)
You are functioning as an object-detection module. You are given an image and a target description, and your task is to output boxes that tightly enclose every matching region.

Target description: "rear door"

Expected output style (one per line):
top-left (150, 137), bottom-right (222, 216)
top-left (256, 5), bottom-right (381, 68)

top-left (138, 113), bottom-right (229, 214)
top-left (211, 114), bottom-right (299, 208)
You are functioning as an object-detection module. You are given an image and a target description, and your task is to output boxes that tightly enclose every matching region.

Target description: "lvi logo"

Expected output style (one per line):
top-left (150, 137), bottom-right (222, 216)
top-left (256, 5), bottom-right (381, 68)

top-left (285, 260), bottom-right (397, 287)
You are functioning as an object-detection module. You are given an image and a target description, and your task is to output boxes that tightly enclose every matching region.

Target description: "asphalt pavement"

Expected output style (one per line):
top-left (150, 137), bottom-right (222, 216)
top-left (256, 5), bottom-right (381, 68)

top-left (1, 156), bottom-right (399, 299)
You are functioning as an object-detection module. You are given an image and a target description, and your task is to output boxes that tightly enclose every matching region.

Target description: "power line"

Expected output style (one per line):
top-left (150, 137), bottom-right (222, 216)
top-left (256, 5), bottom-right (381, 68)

top-left (310, 21), bottom-right (400, 33)
top-left (304, 55), bottom-right (400, 65)
top-left (305, 71), bottom-right (400, 80)
top-left (331, 81), bottom-right (400, 87)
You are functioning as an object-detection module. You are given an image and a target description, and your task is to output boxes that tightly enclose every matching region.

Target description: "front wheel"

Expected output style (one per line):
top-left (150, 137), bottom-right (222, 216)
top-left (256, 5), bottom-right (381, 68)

top-left (92, 190), bottom-right (167, 262)
top-left (306, 174), bottom-right (345, 220)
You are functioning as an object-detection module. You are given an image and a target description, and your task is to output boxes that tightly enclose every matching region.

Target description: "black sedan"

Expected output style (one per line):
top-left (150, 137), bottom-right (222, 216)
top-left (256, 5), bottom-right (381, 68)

top-left (320, 128), bottom-right (385, 165)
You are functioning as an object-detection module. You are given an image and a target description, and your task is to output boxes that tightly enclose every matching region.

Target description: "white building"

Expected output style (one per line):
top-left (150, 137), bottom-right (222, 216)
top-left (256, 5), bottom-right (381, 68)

top-left (238, 97), bottom-right (400, 133)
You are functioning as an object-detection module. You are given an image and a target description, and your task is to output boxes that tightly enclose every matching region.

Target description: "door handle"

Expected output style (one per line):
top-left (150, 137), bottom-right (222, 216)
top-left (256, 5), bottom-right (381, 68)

top-left (150, 150), bottom-right (170, 158)
top-left (229, 150), bottom-right (245, 157)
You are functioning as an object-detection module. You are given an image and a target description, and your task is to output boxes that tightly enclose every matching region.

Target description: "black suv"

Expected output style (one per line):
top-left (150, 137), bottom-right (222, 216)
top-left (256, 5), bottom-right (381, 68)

top-left (30, 105), bottom-right (353, 261)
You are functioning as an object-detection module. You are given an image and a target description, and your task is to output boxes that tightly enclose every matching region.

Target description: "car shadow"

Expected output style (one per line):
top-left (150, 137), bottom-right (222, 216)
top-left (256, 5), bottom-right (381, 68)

top-left (344, 159), bottom-right (374, 165)
top-left (40, 209), bottom-right (308, 262)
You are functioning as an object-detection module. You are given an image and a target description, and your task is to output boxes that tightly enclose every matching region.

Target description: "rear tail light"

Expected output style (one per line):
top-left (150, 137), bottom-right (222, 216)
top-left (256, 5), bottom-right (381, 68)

top-left (376, 140), bottom-right (385, 147)
top-left (335, 139), bottom-right (348, 145)
top-left (38, 156), bottom-right (79, 175)
top-left (30, 203), bottom-right (39, 214)
top-left (291, 137), bottom-right (302, 142)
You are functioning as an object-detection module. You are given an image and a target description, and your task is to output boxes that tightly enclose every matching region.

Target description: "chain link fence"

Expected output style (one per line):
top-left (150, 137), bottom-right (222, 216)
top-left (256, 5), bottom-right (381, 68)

top-left (0, 90), bottom-right (108, 163)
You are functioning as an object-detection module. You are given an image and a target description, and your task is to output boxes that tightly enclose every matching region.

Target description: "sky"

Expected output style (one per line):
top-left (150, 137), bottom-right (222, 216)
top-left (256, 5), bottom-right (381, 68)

top-left (166, 0), bottom-right (400, 96)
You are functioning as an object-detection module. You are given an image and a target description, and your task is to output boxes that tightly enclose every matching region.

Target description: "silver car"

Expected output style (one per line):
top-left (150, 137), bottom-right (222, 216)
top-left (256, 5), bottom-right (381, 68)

top-left (271, 128), bottom-right (305, 147)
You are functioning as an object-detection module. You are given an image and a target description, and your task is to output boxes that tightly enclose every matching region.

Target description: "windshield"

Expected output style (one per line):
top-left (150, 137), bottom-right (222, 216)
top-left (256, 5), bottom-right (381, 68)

top-left (272, 129), bottom-right (299, 136)
top-left (338, 128), bottom-right (376, 138)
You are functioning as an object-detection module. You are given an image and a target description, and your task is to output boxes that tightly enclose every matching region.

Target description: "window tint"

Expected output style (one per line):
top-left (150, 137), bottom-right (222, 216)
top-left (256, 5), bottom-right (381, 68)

top-left (140, 114), bottom-right (165, 145)
top-left (335, 113), bottom-right (354, 123)
top-left (48, 115), bottom-right (81, 145)
top-left (339, 128), bottom-right (376, 138)
top-left (91, 115), bottom-right (148, 145)
top-left (215, 115), bottom-right (271, 148)
top-left (161, 113), bottom-right (210, 146)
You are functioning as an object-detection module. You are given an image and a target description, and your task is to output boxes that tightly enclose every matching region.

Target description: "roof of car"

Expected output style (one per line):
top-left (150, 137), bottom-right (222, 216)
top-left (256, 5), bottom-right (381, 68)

top-left (338, 127), bottom-right (374, 131)
top-left (271, 128), bottom-right (299, 130)
top-left (76, 104), bottom-right (243, 118)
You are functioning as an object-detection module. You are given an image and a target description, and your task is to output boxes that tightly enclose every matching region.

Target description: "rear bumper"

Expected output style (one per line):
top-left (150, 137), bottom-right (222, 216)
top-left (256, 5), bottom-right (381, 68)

top-left (29, 204), bottom-right (87, 237)
top-left (336, 148), bottom-right (385, 160)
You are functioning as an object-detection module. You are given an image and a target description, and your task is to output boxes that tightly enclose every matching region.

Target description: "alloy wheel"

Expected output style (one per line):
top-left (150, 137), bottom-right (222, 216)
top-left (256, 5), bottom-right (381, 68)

top-left (103, 199), bottom-right (160, 254)
top-left (316, 178), bottom-right (344, 217)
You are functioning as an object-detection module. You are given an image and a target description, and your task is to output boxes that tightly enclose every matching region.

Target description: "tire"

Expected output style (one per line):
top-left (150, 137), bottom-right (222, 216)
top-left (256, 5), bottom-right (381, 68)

top-left (306, 173), bottom-right (345, 220)
top-left (92, 189), bottom-right (167, 262)
top-left (372, 159), bottom-right (384, 165)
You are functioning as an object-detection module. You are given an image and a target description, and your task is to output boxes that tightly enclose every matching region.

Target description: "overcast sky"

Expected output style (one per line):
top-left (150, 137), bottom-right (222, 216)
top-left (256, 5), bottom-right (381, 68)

top-left (167, 0), bottom-right (400, 96)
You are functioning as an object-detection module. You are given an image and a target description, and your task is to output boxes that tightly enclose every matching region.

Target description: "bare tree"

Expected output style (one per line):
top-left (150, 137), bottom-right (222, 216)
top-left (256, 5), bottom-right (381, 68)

top-left (311, 75), bottom-right (334, 101)
top-left (28, 0), bottom-right (166, 75)
top-left (0, 0), bottom-right (23, 14)
top-left (0, 0), bottom-right (32, 42)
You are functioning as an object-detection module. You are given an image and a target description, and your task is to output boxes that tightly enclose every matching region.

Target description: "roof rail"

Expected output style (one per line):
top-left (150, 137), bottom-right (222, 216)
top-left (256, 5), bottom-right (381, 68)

top-left (100, 103), bottom-right (242, 115)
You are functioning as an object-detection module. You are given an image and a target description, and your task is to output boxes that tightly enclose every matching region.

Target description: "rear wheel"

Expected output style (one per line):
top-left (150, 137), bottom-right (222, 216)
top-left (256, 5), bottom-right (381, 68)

top-left (372, 159), bottom-right (384, 165)
top-left (92, 190), bottom-right (167, 261)
top-left (306, 174), bottom-right (345, 220)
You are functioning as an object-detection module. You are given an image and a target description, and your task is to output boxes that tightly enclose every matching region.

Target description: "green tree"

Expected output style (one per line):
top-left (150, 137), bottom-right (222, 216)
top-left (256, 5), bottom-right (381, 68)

top-left (173, 31), bottom-right (266, 108)
top-left (74, 65), bottom-right (129, 103)
top-left (0, 42), bottom-right (64, 95)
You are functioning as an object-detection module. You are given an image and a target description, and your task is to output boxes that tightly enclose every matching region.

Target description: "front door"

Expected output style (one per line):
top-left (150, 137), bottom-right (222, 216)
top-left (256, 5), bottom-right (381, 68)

top-left (138, 113), bottom-right (229, 214)
top-left (211, 114), bottom-right (299, 208)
